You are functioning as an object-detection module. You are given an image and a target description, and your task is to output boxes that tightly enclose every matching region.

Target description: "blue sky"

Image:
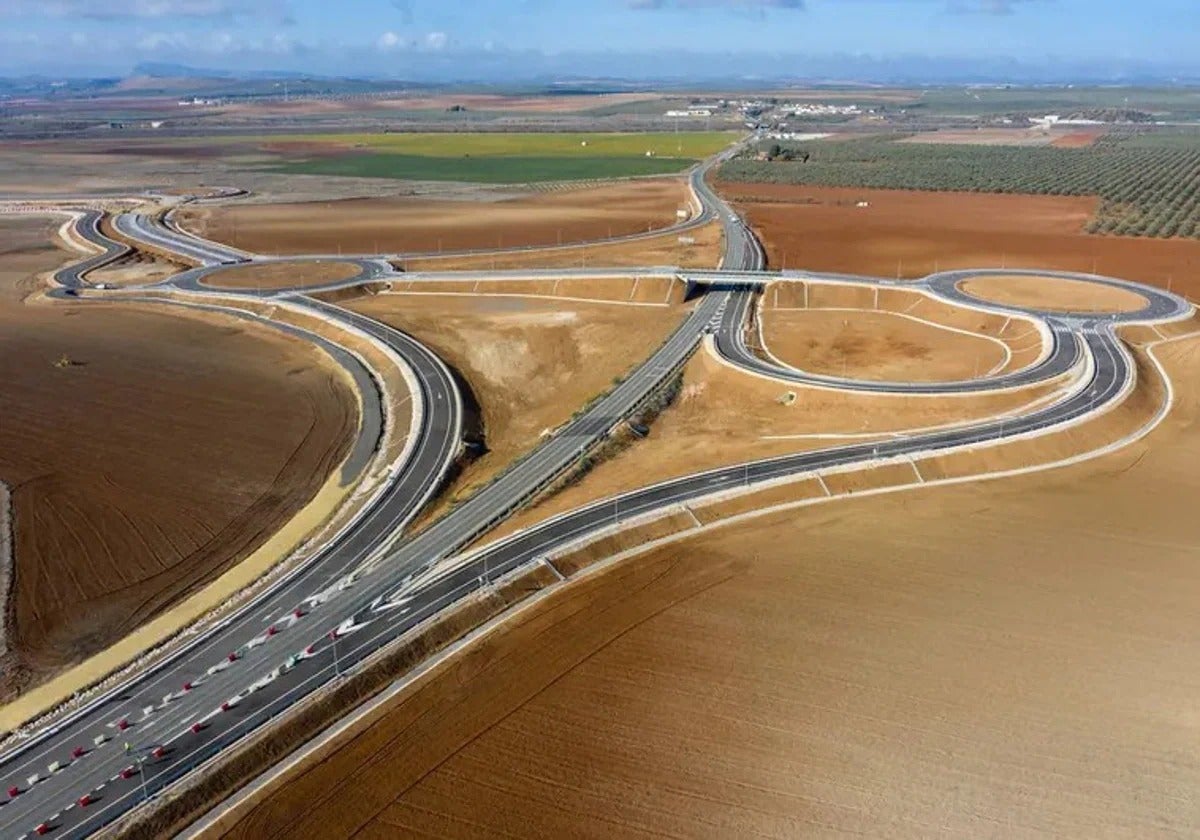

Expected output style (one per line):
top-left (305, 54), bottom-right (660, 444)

top-left (1, 0), bottom-right (1196, 80)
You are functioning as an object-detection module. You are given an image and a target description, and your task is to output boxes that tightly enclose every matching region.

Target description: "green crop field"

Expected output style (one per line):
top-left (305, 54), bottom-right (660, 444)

top-left (242, 131), bottom-right (738, 158)
top-left (908, 87), bottom-right (1200, 121)
top-left (267, 152), bottom-right (700, 183)
top-left (721, 131), bottom-right (1200, 239)
top-left (235, 130), bottom-right (740, 183)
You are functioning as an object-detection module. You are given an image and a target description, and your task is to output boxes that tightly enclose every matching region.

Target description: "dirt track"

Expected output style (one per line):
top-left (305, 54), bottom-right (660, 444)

top-left (720, 182), bottom-right (1200, 297)
top-left (176, 179), bottom-right (693, 256)
top-left (210, 325), bottom-right (1200, 840)
top-left (0, 218), bottom-right (357, 698)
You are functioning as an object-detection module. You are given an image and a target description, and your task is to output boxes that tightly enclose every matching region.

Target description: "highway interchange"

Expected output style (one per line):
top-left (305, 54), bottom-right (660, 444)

top-left (0, 149), bottom-right (1193, 838)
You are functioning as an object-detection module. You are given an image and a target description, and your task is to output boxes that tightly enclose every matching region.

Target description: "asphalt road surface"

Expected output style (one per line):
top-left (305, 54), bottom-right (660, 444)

top-left (0, 146), bottom-right (1191, 838)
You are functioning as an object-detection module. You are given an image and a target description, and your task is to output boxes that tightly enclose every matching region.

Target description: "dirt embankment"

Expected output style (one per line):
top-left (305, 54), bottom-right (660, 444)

top-left (203, 260), bottom-right (363, 291)
top-left (403, 219), bottom-right (724, 272)
top-left (344, 293), bottom-right (687, 523)
top-left (960, 274), bottom-right (1149, 313)
top-left (484, 333), bottom-right (1069, 545)
top-left (387, 275), bottom-right (686, 306)
top-left (208, 322), bottom-right (1200, 840)
top-left (719, 182), bottom-right (1200, 298)
top-left (760, 302), bottom-right (1009, 383)
top-left (0, 218), bottom-right (358, 699)
top-left (175, 179), bottom-right (694, 256)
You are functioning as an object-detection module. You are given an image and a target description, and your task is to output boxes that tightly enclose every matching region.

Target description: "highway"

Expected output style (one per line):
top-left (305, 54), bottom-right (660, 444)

top-left (0, 152), bottom-right (754, 839)
top-left (0, 140), bottom-right (1192, 838)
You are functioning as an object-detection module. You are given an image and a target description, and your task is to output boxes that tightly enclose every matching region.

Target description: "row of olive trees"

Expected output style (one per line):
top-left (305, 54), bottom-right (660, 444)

top-left (723, 136), bottom-right (1200, 240)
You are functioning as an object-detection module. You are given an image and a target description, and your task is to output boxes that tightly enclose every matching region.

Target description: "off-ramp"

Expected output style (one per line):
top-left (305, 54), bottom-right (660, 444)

top-left (0, 149), bottom-right (1190, 839)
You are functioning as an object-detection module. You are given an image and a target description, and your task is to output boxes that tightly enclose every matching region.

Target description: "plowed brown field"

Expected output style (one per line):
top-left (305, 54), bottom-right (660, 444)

top-left (719, 182), bottom-right (1200, 297)
top-left (176, 179), bottom-right (693, 256)
top-left (0, 218), bottom-right (357, 698)
top-left (213, 331), bottom-right (1200, 840)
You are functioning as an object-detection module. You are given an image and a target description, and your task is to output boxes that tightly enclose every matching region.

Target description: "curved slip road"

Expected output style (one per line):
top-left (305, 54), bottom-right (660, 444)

top-left (1, 140), bottom-right (1193, 838)
top-left (0, 151), bottom-right (754, 839)
top-left (713, 275), bottom-right (1080, 395)
top-left (0, 213), bottom-right (465, 838)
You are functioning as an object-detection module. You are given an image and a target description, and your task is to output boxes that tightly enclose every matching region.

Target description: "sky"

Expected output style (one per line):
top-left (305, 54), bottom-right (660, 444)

top-left (1, 0), bottom-right (1197, 82)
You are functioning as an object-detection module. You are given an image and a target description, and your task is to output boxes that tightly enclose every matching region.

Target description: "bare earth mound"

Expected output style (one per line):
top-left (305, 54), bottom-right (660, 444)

top-left (345, 293), bottom-right (686, 516)
top-left (0, 218), bottom-right (357, 697)
top-left (214, 333), bottom-right (1200, 840)
top-left (960, 274), bottom-right (1148, 313)
top-left (404, 221), bottom-right (723, 272)
top-left (176, 179), bottom-right (693, 256)
top-left (719, 182), bottom-right (1200, 297)
top-left (762, 308), bottom-right (1008, 381)
top-left (204, 260), bottom-right (362, 290)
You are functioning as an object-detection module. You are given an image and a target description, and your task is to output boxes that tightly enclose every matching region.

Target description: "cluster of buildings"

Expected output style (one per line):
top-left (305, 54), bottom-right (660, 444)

top-left (780, 103), bottom-right (862, 117)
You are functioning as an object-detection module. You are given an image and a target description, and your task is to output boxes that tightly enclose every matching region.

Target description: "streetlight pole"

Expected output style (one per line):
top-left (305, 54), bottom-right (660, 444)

top-left (329, 631), bottom-right (341, 679)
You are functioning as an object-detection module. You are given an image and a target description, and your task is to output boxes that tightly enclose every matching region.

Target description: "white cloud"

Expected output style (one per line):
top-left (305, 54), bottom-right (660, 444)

top-left (377, 30), bottom-right (403, 51)
top-left (424, 31), bottom-right (448, 50)
top-left (1, 0), bottom-right (291, 21)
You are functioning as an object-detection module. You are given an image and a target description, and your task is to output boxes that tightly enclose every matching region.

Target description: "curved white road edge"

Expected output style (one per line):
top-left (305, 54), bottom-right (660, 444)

top-left (0, 218), bottom-right (430, 757)
top-left (182, 323), bottom-right (1200, 840)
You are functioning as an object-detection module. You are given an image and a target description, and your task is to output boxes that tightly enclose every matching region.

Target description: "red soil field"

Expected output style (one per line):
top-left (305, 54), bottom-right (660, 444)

top-left (718, 182), bottom-right (1200, 298)
top-left (175, 179), bottom-right (694, 256)
top-left (0, 218), bottom-right (357, 698)
top-left (1051, 130), bottom-right (1105, 148)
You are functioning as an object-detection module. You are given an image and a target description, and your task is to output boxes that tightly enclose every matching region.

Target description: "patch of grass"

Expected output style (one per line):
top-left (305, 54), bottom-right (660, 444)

top-left (264, 152), bottom-right (698, 183)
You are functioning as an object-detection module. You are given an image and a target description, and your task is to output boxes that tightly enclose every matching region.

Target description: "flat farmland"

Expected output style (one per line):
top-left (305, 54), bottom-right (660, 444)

top-left (719, 182), bottom-right (1200, 296)
top-left (212, 331), bottom-right (1200, 840)
top-left (248, 131), bottom-right (737, 183)
top-left (0, 218), bottom-right (357, 698)
top-left (252, 131), bottom-right (736, 158)
top-left (176, 179), bottom-right (693, 256)
top-left (722, 133), bottom-right (1200, 239)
